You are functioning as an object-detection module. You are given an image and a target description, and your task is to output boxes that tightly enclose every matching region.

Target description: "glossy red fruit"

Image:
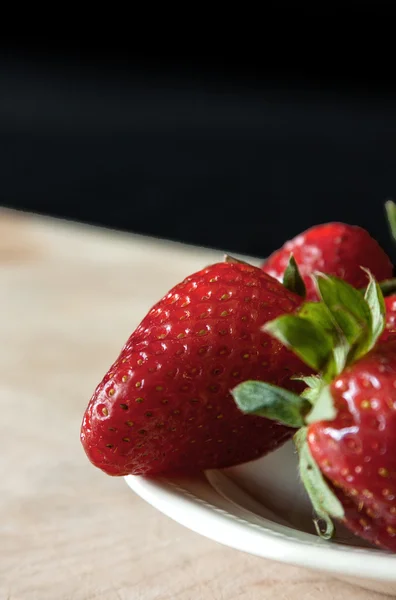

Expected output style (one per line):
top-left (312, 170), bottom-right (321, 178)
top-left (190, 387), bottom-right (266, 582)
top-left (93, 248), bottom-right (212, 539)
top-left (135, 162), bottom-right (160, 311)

top-left (308, 342), bottom-right (396, 551)
top-left (262, 223), bottom-right (393, 300)
top-left (81, 261), bottom-right (309, 476)
top-left (380, 295), bottom-right (396, 343)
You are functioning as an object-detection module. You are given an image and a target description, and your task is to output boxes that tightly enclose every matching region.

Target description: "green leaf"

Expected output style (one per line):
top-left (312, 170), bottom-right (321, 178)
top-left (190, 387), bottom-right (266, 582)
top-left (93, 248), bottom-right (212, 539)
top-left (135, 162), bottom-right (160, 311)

top-left (385, 199), bottom-right (396, 244)
top-left (282, 255), bottom-right (306, 298)
top-left (298, 301), bottom-right (349, 377)
top-left (263, 315), bottom-right (334, 372)
top-left (293, 374), bottom-right (323, 389)
top-left (332, 337), bottom-right (350, 376)
top-left (265, 272), bottom-right (386, 382)
top-left (305, 385), bottom-right (337, 424)
top-left (232, 380), bottom-right (309, 428)
top-left (363, 268), bottom-right (386, 348)
top-left (294, 374), bottom-right (326, 405)
top-left (298, 302), bottom-right (335, 335)
top-left (294, 428), bottom-right (344, 540)
top-left (315, 273), bottom-right (376, 367)
top-left (316, 274), bottom-right (372, 330)
top-left (316, 274), bottom-right (371, 343)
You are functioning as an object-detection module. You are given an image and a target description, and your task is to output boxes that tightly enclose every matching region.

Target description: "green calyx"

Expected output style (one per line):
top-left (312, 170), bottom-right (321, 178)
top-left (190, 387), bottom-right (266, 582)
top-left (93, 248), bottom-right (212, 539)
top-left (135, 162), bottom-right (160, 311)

top-left (233, 379), bottom-right (346, 537)
top-left (384, 198), bottom-right (396, 269)
top-left (232, 380), bottom-right (311, 428)
top-left (232, 268), bottom-right (387, 539)
top-left (265, 268), bottom-right (386, 383)
top-left (282, 254), bottom-right (306, 298)
top-left (294, 428), bottom-right (344, 539)
top-left (385, 199), bottom-right (396, 245)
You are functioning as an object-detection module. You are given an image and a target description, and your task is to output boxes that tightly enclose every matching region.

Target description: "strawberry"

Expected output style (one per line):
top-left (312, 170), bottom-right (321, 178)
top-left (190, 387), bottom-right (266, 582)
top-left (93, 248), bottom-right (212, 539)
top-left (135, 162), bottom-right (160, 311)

top-left (380, 295), bottom-right (396, 342)
top-left (262, 223), bottom-right (393, 301)
top-left (234, 272), bottom-right (396, 551)
top-left (307, 342), bottom-right (396, 551)
top-left (81, 259), bottom-right (309, 477)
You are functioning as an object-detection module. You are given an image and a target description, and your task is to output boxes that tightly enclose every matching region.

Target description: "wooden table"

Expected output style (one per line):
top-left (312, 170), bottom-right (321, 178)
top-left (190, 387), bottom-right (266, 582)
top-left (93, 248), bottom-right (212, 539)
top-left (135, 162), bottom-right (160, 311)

top-left (1, 209), bottom-right (385, 600)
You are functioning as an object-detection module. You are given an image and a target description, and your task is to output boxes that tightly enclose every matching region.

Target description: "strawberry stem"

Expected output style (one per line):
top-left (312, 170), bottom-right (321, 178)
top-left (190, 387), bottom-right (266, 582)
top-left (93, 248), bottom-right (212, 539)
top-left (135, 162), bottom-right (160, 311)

top-left (378, 278), bottom-right (396, 297)
top-left (385, 199), bottom-right (396, 246)
top-left (223, 254), bottom-right (249, 265)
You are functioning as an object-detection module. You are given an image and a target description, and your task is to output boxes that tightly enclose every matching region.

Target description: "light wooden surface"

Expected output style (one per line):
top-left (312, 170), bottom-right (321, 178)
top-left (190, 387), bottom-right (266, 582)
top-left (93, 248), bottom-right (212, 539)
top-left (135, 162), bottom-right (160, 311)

top-left (0, 209), bottom-right (386, 600)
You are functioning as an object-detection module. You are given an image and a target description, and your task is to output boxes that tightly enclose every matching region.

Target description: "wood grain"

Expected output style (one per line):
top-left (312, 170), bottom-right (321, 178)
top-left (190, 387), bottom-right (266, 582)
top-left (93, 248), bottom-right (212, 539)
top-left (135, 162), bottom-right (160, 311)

top-left (0, 209), bottom-right (387, 599)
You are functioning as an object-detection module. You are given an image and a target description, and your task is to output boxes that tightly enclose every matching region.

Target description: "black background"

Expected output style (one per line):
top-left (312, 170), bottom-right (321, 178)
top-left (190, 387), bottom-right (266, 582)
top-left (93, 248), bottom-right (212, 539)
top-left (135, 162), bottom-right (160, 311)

top-left (2, 34), bottom-right (396, 261)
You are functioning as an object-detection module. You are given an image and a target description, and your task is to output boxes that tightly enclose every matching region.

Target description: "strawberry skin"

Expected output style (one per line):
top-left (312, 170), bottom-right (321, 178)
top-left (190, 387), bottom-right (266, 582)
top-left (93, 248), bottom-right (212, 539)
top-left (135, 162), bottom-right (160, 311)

top-left (81, 261), bottom-right (308, 477)
top-left (262, 223), bottom-right (393, 300)
top-left (380, 295), bottom-right (396, 343)
top-left (308, 342), bottom-right (396, 551)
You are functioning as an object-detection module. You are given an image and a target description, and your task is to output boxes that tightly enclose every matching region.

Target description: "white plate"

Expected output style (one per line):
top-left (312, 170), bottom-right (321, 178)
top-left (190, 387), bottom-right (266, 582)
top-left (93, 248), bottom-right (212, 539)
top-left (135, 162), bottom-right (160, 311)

top-left (125, 441), bottom-right (396, 596)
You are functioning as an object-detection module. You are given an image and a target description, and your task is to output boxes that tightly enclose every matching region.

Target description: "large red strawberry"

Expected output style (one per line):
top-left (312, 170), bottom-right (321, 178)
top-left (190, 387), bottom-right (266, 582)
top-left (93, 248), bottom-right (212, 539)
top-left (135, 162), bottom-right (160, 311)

top-left (234, 272), bottom-right (396, 551)
top-left (262, 223), bottom-right (393, 300)
top-left (81, 259), bottom-right (310, 477)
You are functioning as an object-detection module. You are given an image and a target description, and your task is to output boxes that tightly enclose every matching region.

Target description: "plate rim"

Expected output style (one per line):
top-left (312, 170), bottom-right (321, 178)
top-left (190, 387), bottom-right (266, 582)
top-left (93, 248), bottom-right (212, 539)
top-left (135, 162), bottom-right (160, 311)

top-left (125, 473), bottom-right (396, 582)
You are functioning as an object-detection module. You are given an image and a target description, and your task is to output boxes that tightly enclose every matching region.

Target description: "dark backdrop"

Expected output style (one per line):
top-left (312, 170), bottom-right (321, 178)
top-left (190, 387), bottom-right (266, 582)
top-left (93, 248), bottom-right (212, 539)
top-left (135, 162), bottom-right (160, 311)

top-left (1, 41), bottom-right (396, 260)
